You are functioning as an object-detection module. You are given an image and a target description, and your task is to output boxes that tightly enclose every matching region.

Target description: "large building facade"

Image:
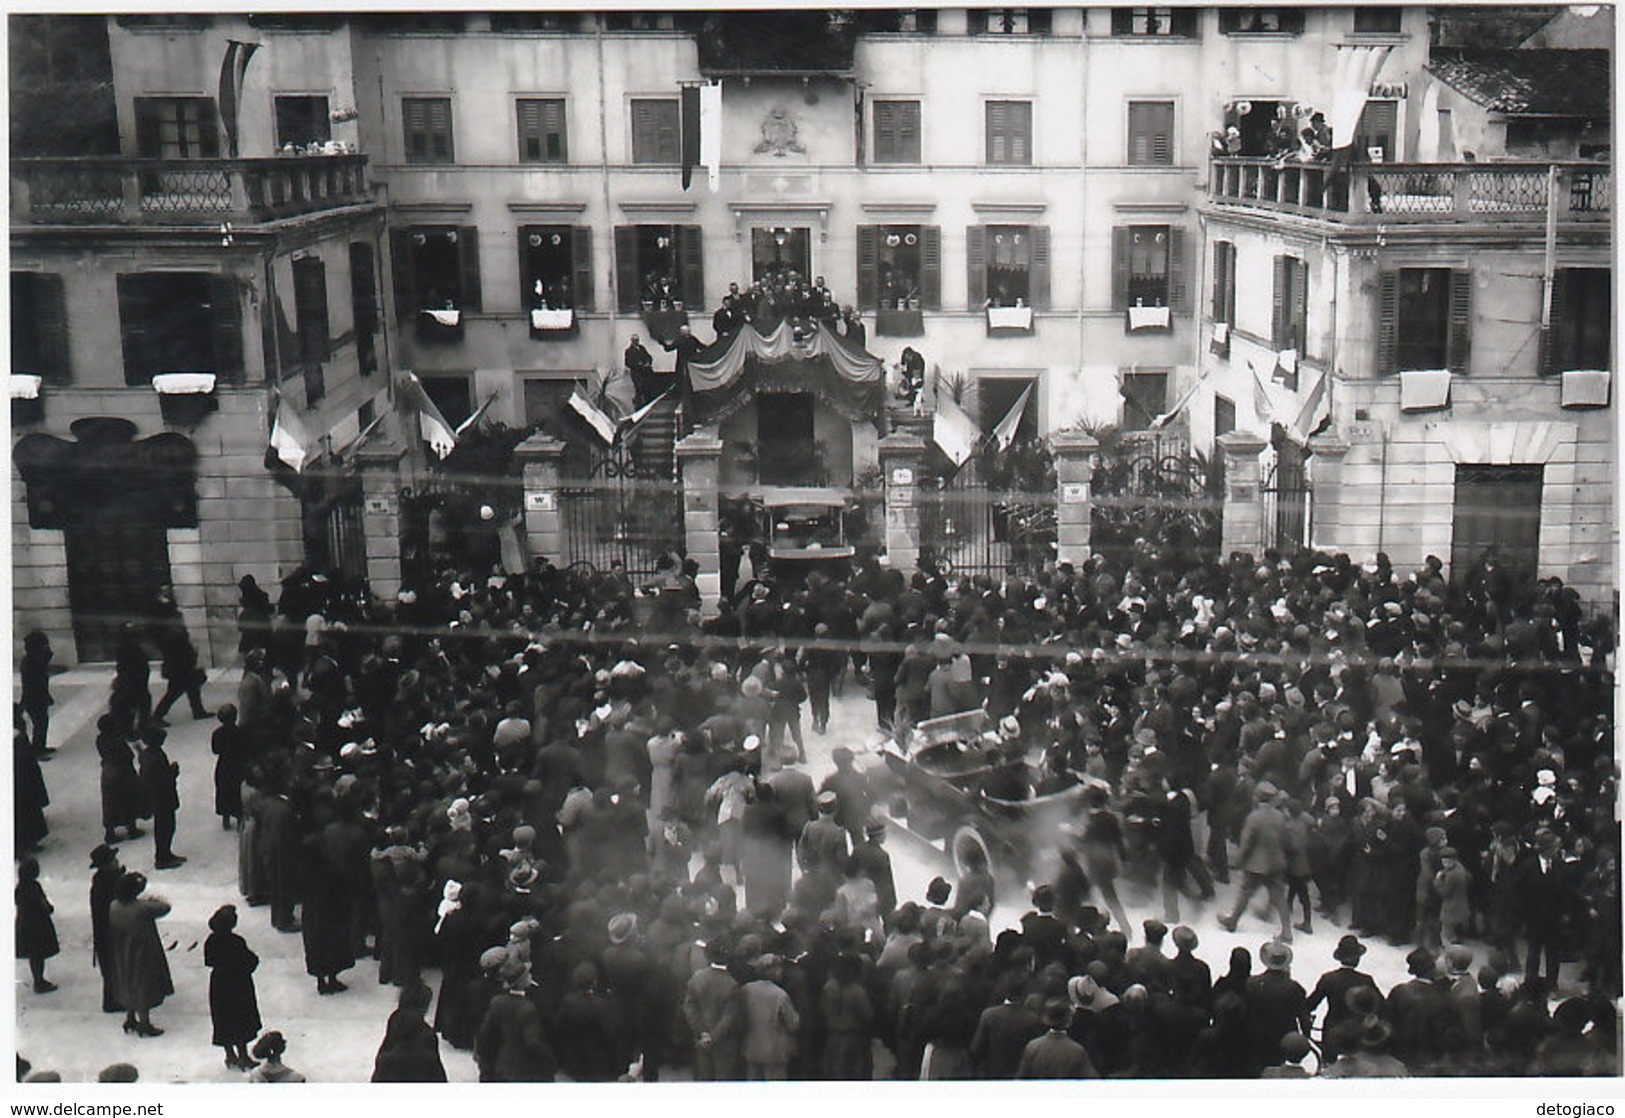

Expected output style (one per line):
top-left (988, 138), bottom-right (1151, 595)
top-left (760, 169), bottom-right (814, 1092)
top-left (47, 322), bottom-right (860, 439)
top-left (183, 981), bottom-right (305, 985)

top-left (10, 8), bottom-right (1616, 664)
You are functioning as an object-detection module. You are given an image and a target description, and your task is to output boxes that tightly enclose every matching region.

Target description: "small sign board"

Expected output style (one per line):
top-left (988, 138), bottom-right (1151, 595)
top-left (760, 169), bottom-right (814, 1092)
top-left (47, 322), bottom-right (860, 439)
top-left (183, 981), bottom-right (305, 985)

top-left (525, 491), bottom-right (557, 512)
top-left (364, 496), bottom-right (395, 516)
top-left (1061, 482), bottom-right (1089, 504)
top-left (889, 466), bottom-right (914, 487)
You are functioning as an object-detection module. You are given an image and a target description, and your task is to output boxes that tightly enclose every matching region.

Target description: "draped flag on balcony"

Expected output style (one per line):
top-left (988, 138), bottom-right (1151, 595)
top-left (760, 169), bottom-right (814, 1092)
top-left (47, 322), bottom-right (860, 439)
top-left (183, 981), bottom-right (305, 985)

top-left (1329, 44), bottom-right (1393, 151)
top-left (398, 371), bottom-right (459, 459)
top-left (218, 40), bottom-right (261, 159)
top-left (1251, 360), bottom-right (1283, 427)
top-left (455, 390), bottom-right (500, 437)
top-left (267, 390), bottom-right (314, 473)
top-left (989, 383), bottom-right (1033, 452)
top-left (595, 363), bottom-right (638, 420)
top-left (933, 393), bottom-right (980, 467)
top-left (1151, 369), bottom-right (1210, 430)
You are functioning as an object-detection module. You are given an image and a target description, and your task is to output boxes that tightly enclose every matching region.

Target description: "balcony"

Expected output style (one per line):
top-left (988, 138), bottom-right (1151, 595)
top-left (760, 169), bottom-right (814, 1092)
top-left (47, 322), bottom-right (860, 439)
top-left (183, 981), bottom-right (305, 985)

top-left (1208, 157), bottom-right (1610, 226)
top-left (11, 153), bottom-right (374, 226)
top-left (695, 11), bottom-right (857, 76)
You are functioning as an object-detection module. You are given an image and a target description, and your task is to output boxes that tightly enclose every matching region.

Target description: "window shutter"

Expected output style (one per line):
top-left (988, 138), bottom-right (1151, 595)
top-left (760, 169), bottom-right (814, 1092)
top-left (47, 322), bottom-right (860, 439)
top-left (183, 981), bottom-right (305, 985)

top-left (1375, 270), bottom-right (1399, 374)
top-left (1211, 240), bottom-right (1231, 322)
top-left (1272, 255), bottom-right (1289, 348)
top-left (197, 98), bottom-right (221, 158)
top-left (678, 224), bottom-right (705, 308)
top-left (631, 100), bottom-right (653, 160)
top-left (29, 274), bottom-right (71, 384)
top-left (856, 225), bottom-right (879, 309)
top-left (519, 225), bottom-right (539, 304)
top-left (544, 99), bottom-right (567, 162)
top-left (117, 276), bottom-right (151, 385)
top-left (1029, 224), bottom-right (1051, 311)
top-left (1111, 226), bottom-right (1131, 310)
top-left (1540, 269), bottom-right (1570, 375)
top-left (1013, 101), bottom-right (1031, 163)
top-left (966, 226), bottom-right (987, 309)
top-left (1028, 8), bottom-right (1052, 33)
top-left (208, 275), bottom-right (244, 384)
top-left (1152, 102), bottom-right (1173, 164)
top-left (457, 225), bottom-right (482, 312)
top-left (1111, 8), bottom-right (1133, 35)
top-left (390, 228), bottom-right (417, 320)
top-left (134, 99), bottom-right (160, 157)
top-left (349, 242), bottom-right (378, 376)
top-left (1171, 8), bottom-right (1198, 35)
top-left (432, 99), bottom-right (453, 161)
top-left (614, 226), bottom-right (638, 312)
top-left (920, 225), bottom-right (942, 311)
top-left (293, 257), bottom-right (329, 364)
top-left (517, 100), bottom-right (541, 160)
top-left (1167, 226), bottom-right (1189, 313)
top-left (1280, 9), bottom-right (1306, 33)
top-left (986, 102), bottom-right (1005, 163)
top-left (1447, 268), bottom-right (1472, 373)
top-left (571, 227), bottom-right (594, 312)
top-left (874, 102), bottom-right (895, 160)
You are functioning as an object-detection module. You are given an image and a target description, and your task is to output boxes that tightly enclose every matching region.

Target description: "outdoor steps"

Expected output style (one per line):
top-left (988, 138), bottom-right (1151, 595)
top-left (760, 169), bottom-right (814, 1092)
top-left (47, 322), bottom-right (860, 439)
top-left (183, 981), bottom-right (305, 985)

top-left (886, 406), bottom-right (933, 440)
top-left (628, 398), bottom-right (680, 479)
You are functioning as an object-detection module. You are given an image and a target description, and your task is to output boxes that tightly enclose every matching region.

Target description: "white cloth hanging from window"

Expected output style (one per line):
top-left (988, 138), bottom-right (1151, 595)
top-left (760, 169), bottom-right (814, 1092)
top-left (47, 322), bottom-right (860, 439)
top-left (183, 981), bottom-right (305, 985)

top-left (1399, 369), bottom-right (1451, 411)
top-left (425, 308), bottom-right (461, 327)
top-left (1561, 369), bottom-right (1610, 408)
top-left (1127, 305), bottom-right (1171, 331)
top-left (531, 308), bottom-right (574, 330)
top-left (987, 305), bottom-right (1034, 330)
top-left (151, 372), bottom-right (217, 394)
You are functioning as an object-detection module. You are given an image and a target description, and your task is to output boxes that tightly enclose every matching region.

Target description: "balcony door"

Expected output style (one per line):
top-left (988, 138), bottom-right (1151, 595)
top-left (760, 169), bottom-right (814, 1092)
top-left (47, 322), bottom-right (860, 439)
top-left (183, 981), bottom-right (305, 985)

top-left (752, 227), bottom-right (811, 284)
top-left (757, 395), bottom-right (818, 485)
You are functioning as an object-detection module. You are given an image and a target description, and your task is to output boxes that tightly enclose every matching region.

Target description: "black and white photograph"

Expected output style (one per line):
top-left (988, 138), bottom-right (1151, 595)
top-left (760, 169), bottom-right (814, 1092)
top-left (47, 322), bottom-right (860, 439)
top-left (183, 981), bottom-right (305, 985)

top-left (7, 1), bottom-right (1620, 1098)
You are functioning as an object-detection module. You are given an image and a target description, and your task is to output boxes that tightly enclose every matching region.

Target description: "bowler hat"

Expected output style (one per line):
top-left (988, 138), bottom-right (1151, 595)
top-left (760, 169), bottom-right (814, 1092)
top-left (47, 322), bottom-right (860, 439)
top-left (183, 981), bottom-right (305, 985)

top-left (1357, 1016), bottom-right (1393, 1050)
top-left (89, 844), bottom-right (118, 870)
top-left (1333, 934), bottom-right (1367, 965)
top-left (607, 912), bottom-right (638, 946)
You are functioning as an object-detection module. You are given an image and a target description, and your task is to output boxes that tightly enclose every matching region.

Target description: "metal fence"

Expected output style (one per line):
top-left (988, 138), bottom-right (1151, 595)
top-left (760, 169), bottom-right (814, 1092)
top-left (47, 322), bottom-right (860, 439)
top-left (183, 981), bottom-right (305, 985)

top-left (558, 453), bottom-right (683, 578)
top-left (918, 483), bottom-right (1056, 576)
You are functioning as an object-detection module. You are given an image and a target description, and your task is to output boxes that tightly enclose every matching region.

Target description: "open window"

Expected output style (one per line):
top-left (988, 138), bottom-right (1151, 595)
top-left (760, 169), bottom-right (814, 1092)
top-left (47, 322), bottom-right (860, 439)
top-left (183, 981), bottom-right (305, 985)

top-left (274, 95), bottom-right (331, 150)
top-left (1112, 224), bottom-right (1188, 330)
top-left (967, 225), bottom-right (1050, 332)
top-left (614, 224), bottom-right (704, 314)
top-left (1376, 267), bottom-right (1470, 374)
top-left (858, 224), bottom-right (941, 335)
top-left (390, 226), bottom-right (481, 342)
top-left (116, 272), bottom-right (243, 385)
top-left (521, 225), bottom-right (593, 336)
top-left (1542, 267), bottom-right (1610, 375)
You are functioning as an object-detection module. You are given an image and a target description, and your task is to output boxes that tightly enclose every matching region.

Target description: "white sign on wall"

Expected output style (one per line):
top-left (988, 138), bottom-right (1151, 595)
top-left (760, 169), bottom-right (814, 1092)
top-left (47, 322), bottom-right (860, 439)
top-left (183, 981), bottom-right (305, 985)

top-left (526, 491), bottom-right (557, 512)
top-left (889, 466), bottom-right (914, 486)
top-left (364, 496), bottom-right (395, 516)
top-left (1061, 483), bottom-right (1089, 504)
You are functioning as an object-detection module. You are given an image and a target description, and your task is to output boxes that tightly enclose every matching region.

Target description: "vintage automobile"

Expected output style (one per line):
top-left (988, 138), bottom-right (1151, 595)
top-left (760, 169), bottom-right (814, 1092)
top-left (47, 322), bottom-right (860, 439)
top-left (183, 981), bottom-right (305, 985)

top-left (759, 487), bottom-right (857, 578)
top-left (882, 710), bottom-right (1103, 882)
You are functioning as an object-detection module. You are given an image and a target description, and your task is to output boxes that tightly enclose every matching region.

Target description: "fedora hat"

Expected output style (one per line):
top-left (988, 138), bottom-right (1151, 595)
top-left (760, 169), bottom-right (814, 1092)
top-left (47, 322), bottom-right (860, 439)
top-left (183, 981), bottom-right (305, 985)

top-left (1260, 940), bottom-right (1293, 971)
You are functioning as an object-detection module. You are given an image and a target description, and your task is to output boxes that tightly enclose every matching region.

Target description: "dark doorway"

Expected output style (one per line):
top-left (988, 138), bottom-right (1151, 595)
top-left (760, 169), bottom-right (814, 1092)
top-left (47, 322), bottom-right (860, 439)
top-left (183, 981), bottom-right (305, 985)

top-left (757, 395), bottom-right (818, 484)
top-left (752, 227), bottom-right (811, 283)
top-left (1452, 464), bottom-right (1543, 586)
top-left (63, 513), bottom-right (173, 662)
top-left (978, 376), bottom-right (1038, 442)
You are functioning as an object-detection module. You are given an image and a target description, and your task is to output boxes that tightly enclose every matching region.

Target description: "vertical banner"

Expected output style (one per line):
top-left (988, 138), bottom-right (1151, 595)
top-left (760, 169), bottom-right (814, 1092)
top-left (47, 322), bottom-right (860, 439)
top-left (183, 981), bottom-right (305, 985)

top-left (218, 40), bottom-right (260, 159)
top-left (699, 80), bottom-right (723, 192)
top-left (680, 84), bottom-right (702, 190)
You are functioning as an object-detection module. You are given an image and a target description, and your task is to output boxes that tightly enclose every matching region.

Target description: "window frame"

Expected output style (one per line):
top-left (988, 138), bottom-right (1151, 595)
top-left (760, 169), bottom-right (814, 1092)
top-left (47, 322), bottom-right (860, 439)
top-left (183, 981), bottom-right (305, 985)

top-left (1110, 7), bottom-right (1199, 37)
top-left (970, 8), bottom-right (1052, 35)
top-left (630, 97), bottom-right (682, 165)
top-left (1211, 239), bottom-right (1237, 325)
top-left (1272, 254), bottom-right (1309, 355)
top-left (1377, 266), bottom-right (1471, 374)
top-left (10, 271), bottom-right (71, 385)
top-left (985, 99), bottom-right (1034, 167)
top-left (1218, 8), bottom-right (1306, 35)
top-left (401, 95), bottom-right (455, 164)
top-left (1544, 267), bottom-right (1611, 374)
top-left (133, 95), bottom-right (219, 159)
top-left (872, 98), bottom-right (923, 164)
top-left (273, 94), bottom-right (332, 150)
top-left (116, 271), bottom-right (242, 385)
top-left (1111, 223), bottom-right (1188, 315)
top-left (1351, 6), bottom-right (1403, 35)
top-left (1127, 99), bottom-right (1176, 166)
top-left (1120, 370), bottom-right (1170, 430)
top-left (516, 97), bottom-right (568, 164)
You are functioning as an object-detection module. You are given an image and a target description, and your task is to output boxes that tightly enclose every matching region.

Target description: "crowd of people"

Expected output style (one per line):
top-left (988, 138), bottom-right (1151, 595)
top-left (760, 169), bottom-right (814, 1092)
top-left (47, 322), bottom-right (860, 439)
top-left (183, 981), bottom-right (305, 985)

top-left (12, 524), bottom-right (1621, 1081)
top-left (1211, 99), bottom-right (1335, 165)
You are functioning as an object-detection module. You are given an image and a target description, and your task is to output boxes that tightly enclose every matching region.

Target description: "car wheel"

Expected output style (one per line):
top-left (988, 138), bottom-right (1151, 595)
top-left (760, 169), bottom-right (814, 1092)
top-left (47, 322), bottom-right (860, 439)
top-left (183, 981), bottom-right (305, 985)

top-left (949, 824), bottom-right (993, 879)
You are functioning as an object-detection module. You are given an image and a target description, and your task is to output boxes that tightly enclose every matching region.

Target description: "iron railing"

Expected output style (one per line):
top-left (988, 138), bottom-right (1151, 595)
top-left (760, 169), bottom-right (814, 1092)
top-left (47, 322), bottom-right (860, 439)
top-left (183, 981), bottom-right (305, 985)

top-left (12, 154), bottom-right (373, 225)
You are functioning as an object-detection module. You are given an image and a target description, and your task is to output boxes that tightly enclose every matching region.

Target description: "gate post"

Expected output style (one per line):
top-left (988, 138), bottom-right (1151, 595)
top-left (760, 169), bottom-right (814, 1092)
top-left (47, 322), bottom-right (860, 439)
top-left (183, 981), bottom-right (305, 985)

top-left (1218, 430), bottom-right (1269, 561)
top-left (1050, 430), bottom-right (1098, 568)
top-left (1307, 433), bottom-right (1349, 554)
top-left (878, 432), bottom-right (926, 575)
top-left (676, 428), bottom-right (724, 616)
top-left (354, 436), bottom-right (408, 601)
top-left (515, 433), bottom-right (566, 566)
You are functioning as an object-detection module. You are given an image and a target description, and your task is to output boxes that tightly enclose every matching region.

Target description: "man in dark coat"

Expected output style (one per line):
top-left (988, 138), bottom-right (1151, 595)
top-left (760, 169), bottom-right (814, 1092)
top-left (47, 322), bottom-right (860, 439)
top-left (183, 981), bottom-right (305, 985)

top-left (1387, 946), bottom-right (1454, 1072)
top-left (1245, 939), bottom-right (1310, 1075)
top-left (475, 953), bottom-right (557, 1082)
top-left (1017, 1000), bottom-right (1098, 1078)
top-left (821, 747), bottom-right (873, 845)
top-left (1306, 934), bottom-right (1381, 1063)
top-left (660, 324), bottom-right (708, 392)
top-left (1516, 829), bottom-right (1575, 986)
top-left (1217, 782), bottom-right (1292, 942)
top-left (969, 973), bottom-right (1043, 1078)
top-left (89, 845), bottom-right (126, 1013)
top-left (799, 792), bottom-right (850, 874)
top-left (851, 819), bottom-right (897, 918)
top-left (151, 601), bottom-right (212, 723)
top-left (136, 733), bottom-right (185, 870)
top-left (683, 940), bottom-right (743, 1080)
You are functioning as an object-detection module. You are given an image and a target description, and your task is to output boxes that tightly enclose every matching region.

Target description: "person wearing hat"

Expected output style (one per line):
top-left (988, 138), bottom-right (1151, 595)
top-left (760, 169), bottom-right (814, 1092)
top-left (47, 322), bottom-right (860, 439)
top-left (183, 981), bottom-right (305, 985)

top-left (852, 817), bottom-right (897, 918)
top-left (740, 779), bottom-right (794, 914)
top-left (1441, 944), bottom-right (1482, 1048)
top-left (247, 1031), bottom-right (305, 1083)
top-left (799, 790), bottom-right (850, 875)
top-left (14, 856), bottom-right (59, 995)
top-left (1433, 846), bottom-right (1472, 948)
top-left (94, 714), bottom-right (145, 848)
top-left (1125, 919), bottom-right (1173, 994)
top-left (1386, 947), bottom-right (1452, 1071)
top-left (1246, 940), bottom-right (1309, 1075)
top-left (821, 746), bottom-right (873, 845)
top-left (1016, 998), bottom-right (1097, 1079)
top-left (1168, 926), bottom-right (1212, 1005)
top-left (373, 980), bottom-right (448, 1083)
top-left (1260, 1032), bottom-right (1314, 1079)
top-left (1514, 829), bottom-right (1574, 988)
top-left (205, 905), bottom-right (262, 1070)
top-left (476, 951), bottom-right (558, 1082)
top-left (109, 871), bottom-right (173, 1037)
top-left (1319, 1014), bottom-right (1408, 1078)
top-left (1306, 935), bottom-right (1380, 1064)
top-left (684, 939), bottom-right (744, 1081)
top-left (1217, 781), bottom-right (1293, 942)
top-left (89, 844), bottom-right (127, 1013)
top-left (740, 954), bottom-right (800, 1080)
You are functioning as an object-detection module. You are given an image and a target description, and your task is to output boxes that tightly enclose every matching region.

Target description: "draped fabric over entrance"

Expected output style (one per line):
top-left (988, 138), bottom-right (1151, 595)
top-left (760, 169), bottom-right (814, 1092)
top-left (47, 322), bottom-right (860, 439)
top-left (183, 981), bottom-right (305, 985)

top-left (687, 320), bottom-right (884, 422)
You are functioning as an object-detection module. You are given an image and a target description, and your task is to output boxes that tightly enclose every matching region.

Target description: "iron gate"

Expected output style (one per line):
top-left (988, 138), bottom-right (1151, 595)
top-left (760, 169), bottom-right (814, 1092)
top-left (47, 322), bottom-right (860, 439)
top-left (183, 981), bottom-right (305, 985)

top-left (559, 443), bottom-right (682, 577)
top-left (1261, 436), bottom-right (1311, 554)
top-left (919, 473), bottom-right (1055, 576)
top-left (1090, 429), bottom-right (1224, 564)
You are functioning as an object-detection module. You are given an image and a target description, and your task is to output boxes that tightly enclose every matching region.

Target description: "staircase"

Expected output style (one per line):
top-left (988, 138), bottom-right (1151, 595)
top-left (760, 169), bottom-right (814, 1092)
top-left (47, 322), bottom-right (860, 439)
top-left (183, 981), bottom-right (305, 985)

top-left (886, 405), bottom-right (933, 441)
top-left (627, 397), bottom-right (681, 479)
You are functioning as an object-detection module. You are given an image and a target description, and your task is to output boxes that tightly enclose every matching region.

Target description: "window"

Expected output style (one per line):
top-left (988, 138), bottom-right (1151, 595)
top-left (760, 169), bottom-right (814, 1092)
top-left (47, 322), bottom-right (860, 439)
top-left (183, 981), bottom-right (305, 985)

top-left (116, 272), bottom-right (242, 385)
top-left (274, 95), bottom-right (331, 150)
top-left (971, 8), bottom-right (1052, 34)
top-left (1377, 267), bottom-right (1470, 373)
top-left (864, 9), bottom-right (938, 33)
top-left (1352, 7), bottom-right (1403, 34)
top-left (421, 375), bottom-right (473, 429)
top-left (1127, 100), bottom-right (1175, 166)
top-left (873, 100), bottom-right (922, 164)
top-left (389, 226), bottom-right (482, 320)
top-left (402, 96), bottom-right (454, 164)
top-left (520, 226), bottom-right (594, 311)
top-left (1111, 225), bottom-right (1188, 312)
top-left (985, 100), bottom-right (1033, 166)
top-left (517, 98), bottom-right (568, 163)
top-left (349, 242), bottom-right (378, 377)
top-left (1219, 8), bottom-right (1305, 34)
top-left (9, 15), bottom-right (118, 157)
top-left (1272, 255), bottom-right (1308, 354)
top-left (1120, 371), bottom-right (1169, 430)
top-left (613, 225), bottom-right (704, 312)
top-left (1452, 465), bottom-right (1542, 586)
top-left (603, 11), bottom-right (679, 31)
top-left (1355, 99), bottom-right (1397, 162)
top-left (490, 11), bottom-right (577, 31)
top-left (134, 96), bottom-right (218, 159)
top-left (1543, 268), bottom-right (1611, 374)
top-left (1211, 240), bottom-right (1236, 325)
top-left (630, 98), bottom-right (681, 164)
top-left (966, 225), bottom-right (1051, 310)
top-left (1214, 394), bottom-right (1237, 438)
top-left (292, 256), bottom-right (330, 405)
top-left (857, 225), bottom-right (942, 312)
top-left (11, 273), bottom-right (70, 384)
top-left (1110, 8), bottom-right (1198, 36)
top-left (751, 228), bottom-right (812, 284)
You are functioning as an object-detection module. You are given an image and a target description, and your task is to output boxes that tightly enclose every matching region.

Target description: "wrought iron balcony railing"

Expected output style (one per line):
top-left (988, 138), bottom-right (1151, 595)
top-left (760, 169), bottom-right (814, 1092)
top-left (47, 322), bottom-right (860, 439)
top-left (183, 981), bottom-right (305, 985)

top-left (1207, 157), bottom-right (1610, 225)
top-left (12, 153), bottom-right (374, 225)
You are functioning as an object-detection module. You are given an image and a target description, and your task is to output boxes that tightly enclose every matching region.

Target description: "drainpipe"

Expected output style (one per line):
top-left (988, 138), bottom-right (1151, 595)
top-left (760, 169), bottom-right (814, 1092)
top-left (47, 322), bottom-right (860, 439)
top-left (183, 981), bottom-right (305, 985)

top-left (596, 18), bottom-right (617, 377)
top-left (1541, 162), bottom-right (1559, 336)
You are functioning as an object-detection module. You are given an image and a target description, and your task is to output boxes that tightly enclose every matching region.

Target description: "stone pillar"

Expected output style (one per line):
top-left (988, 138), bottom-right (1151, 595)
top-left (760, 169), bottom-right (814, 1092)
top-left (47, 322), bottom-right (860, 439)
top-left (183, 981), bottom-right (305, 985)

top-left (1306, 434), bottom-right (1350, 555)
top-left (514, 434), bottom-right (566, 570)
top-left (877, 432), bottom-right (926, 575)
top-left (355, 437), bottom-right (408, 601)
top-left (676, 428), bottom-right (724, 615)
top-left (1050, 429), bottom-right (1098, 568)
top-left (1218, 430), bottom-right (1269, 561)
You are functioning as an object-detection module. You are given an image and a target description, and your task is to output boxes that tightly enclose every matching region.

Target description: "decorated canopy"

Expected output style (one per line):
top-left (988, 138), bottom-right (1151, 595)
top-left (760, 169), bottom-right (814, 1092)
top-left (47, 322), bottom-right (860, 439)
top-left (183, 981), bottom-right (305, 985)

top-left (686, 320), bottom-right (885, 422)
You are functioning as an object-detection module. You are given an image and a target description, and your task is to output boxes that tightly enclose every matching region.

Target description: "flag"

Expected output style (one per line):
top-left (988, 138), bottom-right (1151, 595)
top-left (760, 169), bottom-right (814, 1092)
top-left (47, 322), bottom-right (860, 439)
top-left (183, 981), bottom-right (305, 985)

top-left (569, 385), bottom-right (620, 445)
top-left (699, 81), bottom-right (723, 191)
top-left (267, 392), bottom-right (313, 472)
top-left (336, 410), bottom-right (386, 458)
top-left (680, 84), bottom-right (702, 190)
top-left (932, 394), bottom-right (980, 466)
top-left (989, 383), bottom-right (1033, 452)
top-left (1273, 348), bottom-right (1300, 391)
top-left (217, 40), bottom-right (260, 159)
top-left (598, 363), bottom-right (637, 420)
top-left (1151, 370), bottom-right (1210, 429)
top-left (620, 390), bottom-right (673, 444)
top-left (1251, 361), bottom-right (1281, 426)
top-left (399, 372), bottom-right (458, 459)
top-left (1292, 367), bottom-right (1332, 442)
top-left (455, 389), bottom-right (499, 436)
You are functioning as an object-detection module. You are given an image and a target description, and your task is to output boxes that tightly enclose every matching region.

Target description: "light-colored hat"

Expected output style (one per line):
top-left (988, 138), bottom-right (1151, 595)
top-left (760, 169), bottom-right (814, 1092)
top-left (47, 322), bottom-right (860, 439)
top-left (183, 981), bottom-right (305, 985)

top-left (607, 912), bottom-right (638, 945)
top-left (1260, 940), bottom-right (1293, 971)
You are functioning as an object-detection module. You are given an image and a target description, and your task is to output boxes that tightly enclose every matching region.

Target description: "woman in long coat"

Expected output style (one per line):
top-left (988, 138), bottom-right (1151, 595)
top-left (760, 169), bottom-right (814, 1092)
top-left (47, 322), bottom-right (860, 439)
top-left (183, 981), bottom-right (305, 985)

top-left (13, 715), bottom-right (49, 852)
top-left (432, 881), bottom-right (489, 1050)
top-left (96, 715), bottom-right (144, 845)
top-left (372, 982), bottom-right (447, 1082)
top-left (109, 872), bottom-right (172, 1036)
top-left (204, 904), bottom-right (262, 1069)
top-left (90, 844), bottom-right (125, 1012)
top-left (740, 781), bottom-right (793, 915)
top-left (15, 856), bottom-right (59, 993)
top-left (211, 705), bottom-right (248, 828)
top-left (301, 824), bottom-right (357, 995)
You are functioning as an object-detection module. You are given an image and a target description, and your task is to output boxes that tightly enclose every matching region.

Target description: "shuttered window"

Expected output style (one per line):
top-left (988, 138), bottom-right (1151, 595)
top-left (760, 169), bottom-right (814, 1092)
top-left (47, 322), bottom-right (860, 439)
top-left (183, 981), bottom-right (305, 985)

top-left (1112, 224), bottom-right (1187, 312)
top-left (1377, 267), bottom-right (1470, 373)
top-left (517, 98), bottom-right (568, 163)
top-left (971, 224), bottom-right (1049, 311)
top-left (857, 224), bottom-right (941, 312)
top-left (520, 226), bottom-right (594, 312)
top-left (11, 272), bottom-right (71, 384)
top-left (1271, 254), bottom-right (1308, 353)
top-left (614, 224), bottom-right (703, 311)
top-left (985, 100), bottom-right (1033, 166)
top-left (292, 256), bottom-right (330, 365)
top-left (1211, 240), bottom-right (1236, 324)
top-left (402, 96), bottom-right (454, 164)
top-left (1354, 99), bottom-right (1398, 161)
top-left (1541, 267), bottom-right (1610, 374)
top-left (1127, 100), bottom-right (1175, 166)
top-left (348, 242), bottom-right (378, 376)
top-left (134, 96), bottom-right (219, 159)
top-left (631, 98), bottom-right (681, 164)
top-left (873, 100), bottom-right (922, 164)
top-left (116, 272), bottom-right (242, 385)
top-left (389, 226), bottom-right (481, 319)
top-left (1111, 8), bottom-right (1198, 36)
